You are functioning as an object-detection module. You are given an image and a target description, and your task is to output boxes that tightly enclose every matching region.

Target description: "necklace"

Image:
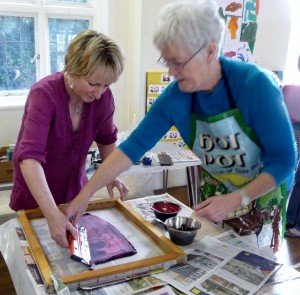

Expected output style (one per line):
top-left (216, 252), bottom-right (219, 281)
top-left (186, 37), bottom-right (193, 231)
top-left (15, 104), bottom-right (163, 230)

top-left (75, 104), bottom-right (83, 114)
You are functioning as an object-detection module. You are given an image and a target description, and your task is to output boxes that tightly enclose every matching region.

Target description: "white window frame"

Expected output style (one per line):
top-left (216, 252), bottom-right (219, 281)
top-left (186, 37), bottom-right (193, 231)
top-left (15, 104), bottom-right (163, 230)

top-left (0, 0), bottom-right (108, 108)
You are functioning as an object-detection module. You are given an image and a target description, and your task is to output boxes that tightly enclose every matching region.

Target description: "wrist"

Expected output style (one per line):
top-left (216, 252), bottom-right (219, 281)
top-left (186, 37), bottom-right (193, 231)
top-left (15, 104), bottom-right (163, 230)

top-left (239, 189), bottom-right (251, 207)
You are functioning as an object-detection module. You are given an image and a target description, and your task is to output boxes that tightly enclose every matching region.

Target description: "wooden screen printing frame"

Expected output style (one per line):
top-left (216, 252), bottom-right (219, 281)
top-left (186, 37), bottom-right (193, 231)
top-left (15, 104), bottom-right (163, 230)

top-left (17, 199), bottom-right (186, 293)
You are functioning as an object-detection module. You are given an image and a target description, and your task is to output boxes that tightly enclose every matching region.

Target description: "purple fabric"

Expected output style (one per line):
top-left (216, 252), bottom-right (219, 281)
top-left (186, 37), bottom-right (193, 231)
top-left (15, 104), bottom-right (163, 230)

top-left (71, 213), bottom-right (137, 266)
top-left (10, 72), bottom-right (118, 211)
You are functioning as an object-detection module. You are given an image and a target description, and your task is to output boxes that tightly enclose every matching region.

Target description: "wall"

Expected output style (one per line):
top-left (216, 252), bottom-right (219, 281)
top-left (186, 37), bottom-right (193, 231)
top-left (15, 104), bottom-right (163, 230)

top-left (0, 0), bottom-right (293, 190)
top-left (0, 108), bottom-right (23, 147)
top-left (107, 0), bottom-right (173, 129)
top-left (0, 0), bottom-right (293, 147)
top-left (253, 0), bottom-right (292, 71)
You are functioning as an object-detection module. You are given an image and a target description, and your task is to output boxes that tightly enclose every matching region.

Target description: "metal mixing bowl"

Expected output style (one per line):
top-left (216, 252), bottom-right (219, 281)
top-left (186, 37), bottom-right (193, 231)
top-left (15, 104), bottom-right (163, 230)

top-left (165, 216), bottom-right (201, 246)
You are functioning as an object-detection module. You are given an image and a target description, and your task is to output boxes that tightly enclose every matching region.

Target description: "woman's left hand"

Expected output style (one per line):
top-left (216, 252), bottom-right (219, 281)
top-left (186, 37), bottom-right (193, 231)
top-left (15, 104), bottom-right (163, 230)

top-left (106, 177), bottom-right (129, 200)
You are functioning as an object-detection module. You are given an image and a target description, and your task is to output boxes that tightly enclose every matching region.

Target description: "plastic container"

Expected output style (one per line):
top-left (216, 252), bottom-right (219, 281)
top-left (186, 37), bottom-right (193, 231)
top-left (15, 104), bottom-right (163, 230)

top-left (6, 144), bottom-right (15, 161)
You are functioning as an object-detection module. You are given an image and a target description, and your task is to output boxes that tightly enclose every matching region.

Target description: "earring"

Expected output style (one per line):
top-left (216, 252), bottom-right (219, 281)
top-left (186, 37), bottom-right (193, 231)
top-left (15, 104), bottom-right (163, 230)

top-left (67, 74), bottom-right (74, 89)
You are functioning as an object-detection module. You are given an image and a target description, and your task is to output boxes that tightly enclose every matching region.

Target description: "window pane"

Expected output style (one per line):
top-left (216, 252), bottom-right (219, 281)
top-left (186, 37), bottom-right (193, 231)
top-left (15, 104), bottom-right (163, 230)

top-left (48, 18), bottom-right (89, 73)
top-left (0, 15), bottom-right (36, 92)
top-left (0, 1), bottom-right (37, 4)
top-left (46, 0), bottom-right (88, 4)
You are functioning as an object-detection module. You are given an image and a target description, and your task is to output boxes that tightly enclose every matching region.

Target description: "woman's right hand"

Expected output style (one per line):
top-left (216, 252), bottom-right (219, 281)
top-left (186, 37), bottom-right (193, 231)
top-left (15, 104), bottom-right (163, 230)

top-left (19, 159), bottom-right (77, 248)
top-left (46, 208), bottom-right (78, 248)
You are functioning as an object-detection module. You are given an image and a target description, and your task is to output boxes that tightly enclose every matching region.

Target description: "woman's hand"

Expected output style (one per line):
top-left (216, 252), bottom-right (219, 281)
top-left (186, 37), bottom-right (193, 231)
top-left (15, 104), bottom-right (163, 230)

top-left (63, 177), bottom-right (128, 238)
top-left (63, 195), bottom-right (90, 230)
top-left (193, 193), bottom-right (240, 223)
top-left (46, 208), bottom-right (77, 248)
top-left (106, 177), bottom-right (129, 200)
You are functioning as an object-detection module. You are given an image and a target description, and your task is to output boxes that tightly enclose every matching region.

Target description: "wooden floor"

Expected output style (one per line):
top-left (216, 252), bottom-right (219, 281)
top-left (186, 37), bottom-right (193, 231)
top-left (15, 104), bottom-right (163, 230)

top-left (1, 185), bottom-right (300, 295)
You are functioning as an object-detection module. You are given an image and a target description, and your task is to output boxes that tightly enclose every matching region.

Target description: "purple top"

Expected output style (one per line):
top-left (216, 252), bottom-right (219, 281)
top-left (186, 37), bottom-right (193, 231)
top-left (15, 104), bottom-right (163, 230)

top-left (10, 72), bottom-right (118, 210)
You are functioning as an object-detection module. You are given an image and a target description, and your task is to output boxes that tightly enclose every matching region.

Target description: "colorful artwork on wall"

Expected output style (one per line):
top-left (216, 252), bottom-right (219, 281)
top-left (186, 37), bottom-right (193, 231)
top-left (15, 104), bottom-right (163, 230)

top-left (217, 0), bottom-right (259, 63)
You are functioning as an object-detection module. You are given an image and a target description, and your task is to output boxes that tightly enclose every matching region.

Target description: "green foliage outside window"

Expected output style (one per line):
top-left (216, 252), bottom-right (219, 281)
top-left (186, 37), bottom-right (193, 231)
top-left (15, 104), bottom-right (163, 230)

top-left (0, 15), bottom-right (89, 93)
top-left (0, 16), bottom-right (36, 91)
top-left (49, 18), bottom-right (89, 73)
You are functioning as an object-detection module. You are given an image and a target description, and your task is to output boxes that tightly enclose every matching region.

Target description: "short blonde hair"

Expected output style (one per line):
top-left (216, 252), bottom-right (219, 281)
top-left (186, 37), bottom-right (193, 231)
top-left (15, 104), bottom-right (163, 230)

top-left (64, 29), bottom-right (125, 83)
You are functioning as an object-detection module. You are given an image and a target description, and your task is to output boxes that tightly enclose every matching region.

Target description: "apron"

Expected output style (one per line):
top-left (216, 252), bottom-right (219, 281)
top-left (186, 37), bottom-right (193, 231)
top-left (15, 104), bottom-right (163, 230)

top-left (189, 71), bottom-right (286, 252)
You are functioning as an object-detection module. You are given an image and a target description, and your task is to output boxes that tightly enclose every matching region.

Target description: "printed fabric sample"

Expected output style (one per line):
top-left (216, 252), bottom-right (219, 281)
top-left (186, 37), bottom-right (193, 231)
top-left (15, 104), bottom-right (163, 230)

top-left (69, 213), bottom-right (137, 266)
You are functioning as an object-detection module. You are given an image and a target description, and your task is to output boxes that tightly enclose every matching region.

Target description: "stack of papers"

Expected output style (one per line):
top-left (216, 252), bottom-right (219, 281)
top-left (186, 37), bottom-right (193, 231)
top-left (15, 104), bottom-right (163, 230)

top-left (153, 150), bottom-right (199, 163)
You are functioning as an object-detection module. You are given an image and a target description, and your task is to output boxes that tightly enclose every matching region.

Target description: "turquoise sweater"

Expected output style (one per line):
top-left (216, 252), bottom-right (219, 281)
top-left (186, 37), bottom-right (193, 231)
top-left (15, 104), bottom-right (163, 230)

top-left (119, 57), bottom-right (297, 189)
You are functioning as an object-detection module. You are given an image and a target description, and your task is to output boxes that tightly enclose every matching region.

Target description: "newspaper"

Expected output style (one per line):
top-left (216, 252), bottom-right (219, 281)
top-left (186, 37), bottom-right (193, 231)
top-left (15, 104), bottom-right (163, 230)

top-left (211, 229), bottom-right (300, 287)
top-left (140, 285), bottom-right (178, 294)
top-left (80, 275), bottom-right (168, 295)
top-left (2, 194), bottom-right (299, 295)
top-left (126, 193), bottom-right (193, 222)
top-left (80, 284), bottom-right (178, 295)
top-left (4, 219), bottom-right (296, 295)
top-left (213, 229), bottom-right (277, 261)
top-left (152, 150), bottom-right (199, 163)
top-left (127, 194), bottom-right (283, 294)
top-left (127, 193), bottom-right (224, 241)
top-left (0, 219), bottom-right (73, 295)
top-left (153, 236), bottom-right (282, 295)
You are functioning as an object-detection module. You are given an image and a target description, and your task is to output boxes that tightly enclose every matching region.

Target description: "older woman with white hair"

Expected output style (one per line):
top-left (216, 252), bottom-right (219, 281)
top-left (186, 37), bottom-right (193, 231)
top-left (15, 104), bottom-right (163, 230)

top-left (66, 0), bottom-right (296, 251)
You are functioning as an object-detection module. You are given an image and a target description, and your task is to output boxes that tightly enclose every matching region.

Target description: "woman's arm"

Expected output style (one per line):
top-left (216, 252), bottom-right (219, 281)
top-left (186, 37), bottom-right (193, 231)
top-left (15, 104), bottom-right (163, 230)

top-left (20, 159), bottom-right (77, 248)
top-left (65, 148), bottom-right (132, 225)
top-left (97, 143), bottom-right (129, 199)
top-left (194, 172), bottom-right (276, 222)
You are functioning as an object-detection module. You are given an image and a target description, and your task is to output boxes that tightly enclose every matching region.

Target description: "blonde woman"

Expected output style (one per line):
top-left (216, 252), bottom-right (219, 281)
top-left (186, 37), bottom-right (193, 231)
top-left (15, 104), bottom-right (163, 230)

top-left (10, 30), bottom-right (128, 248)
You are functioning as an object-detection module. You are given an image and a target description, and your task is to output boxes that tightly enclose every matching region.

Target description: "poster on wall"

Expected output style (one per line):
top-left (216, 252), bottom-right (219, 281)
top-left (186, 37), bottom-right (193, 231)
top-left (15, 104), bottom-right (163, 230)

top-left (217, 0), bottom-right (259, 63)
top-left (145, 72), bottom-right (186, 147)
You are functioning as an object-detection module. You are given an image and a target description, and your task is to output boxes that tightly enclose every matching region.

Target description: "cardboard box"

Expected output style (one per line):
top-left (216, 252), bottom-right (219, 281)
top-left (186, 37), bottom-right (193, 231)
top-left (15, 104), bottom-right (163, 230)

top-left (0, 160), bottom-right (13, 183)
top-left (0, 146), bottom-right (9, 157)
top-left (0, 146), bottom-right (13, 183)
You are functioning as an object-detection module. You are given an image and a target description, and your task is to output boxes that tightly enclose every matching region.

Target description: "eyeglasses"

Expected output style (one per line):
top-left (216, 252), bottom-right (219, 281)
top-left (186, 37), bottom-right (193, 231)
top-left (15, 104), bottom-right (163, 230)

top-left (157, 45), bottom-right (206, 71)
